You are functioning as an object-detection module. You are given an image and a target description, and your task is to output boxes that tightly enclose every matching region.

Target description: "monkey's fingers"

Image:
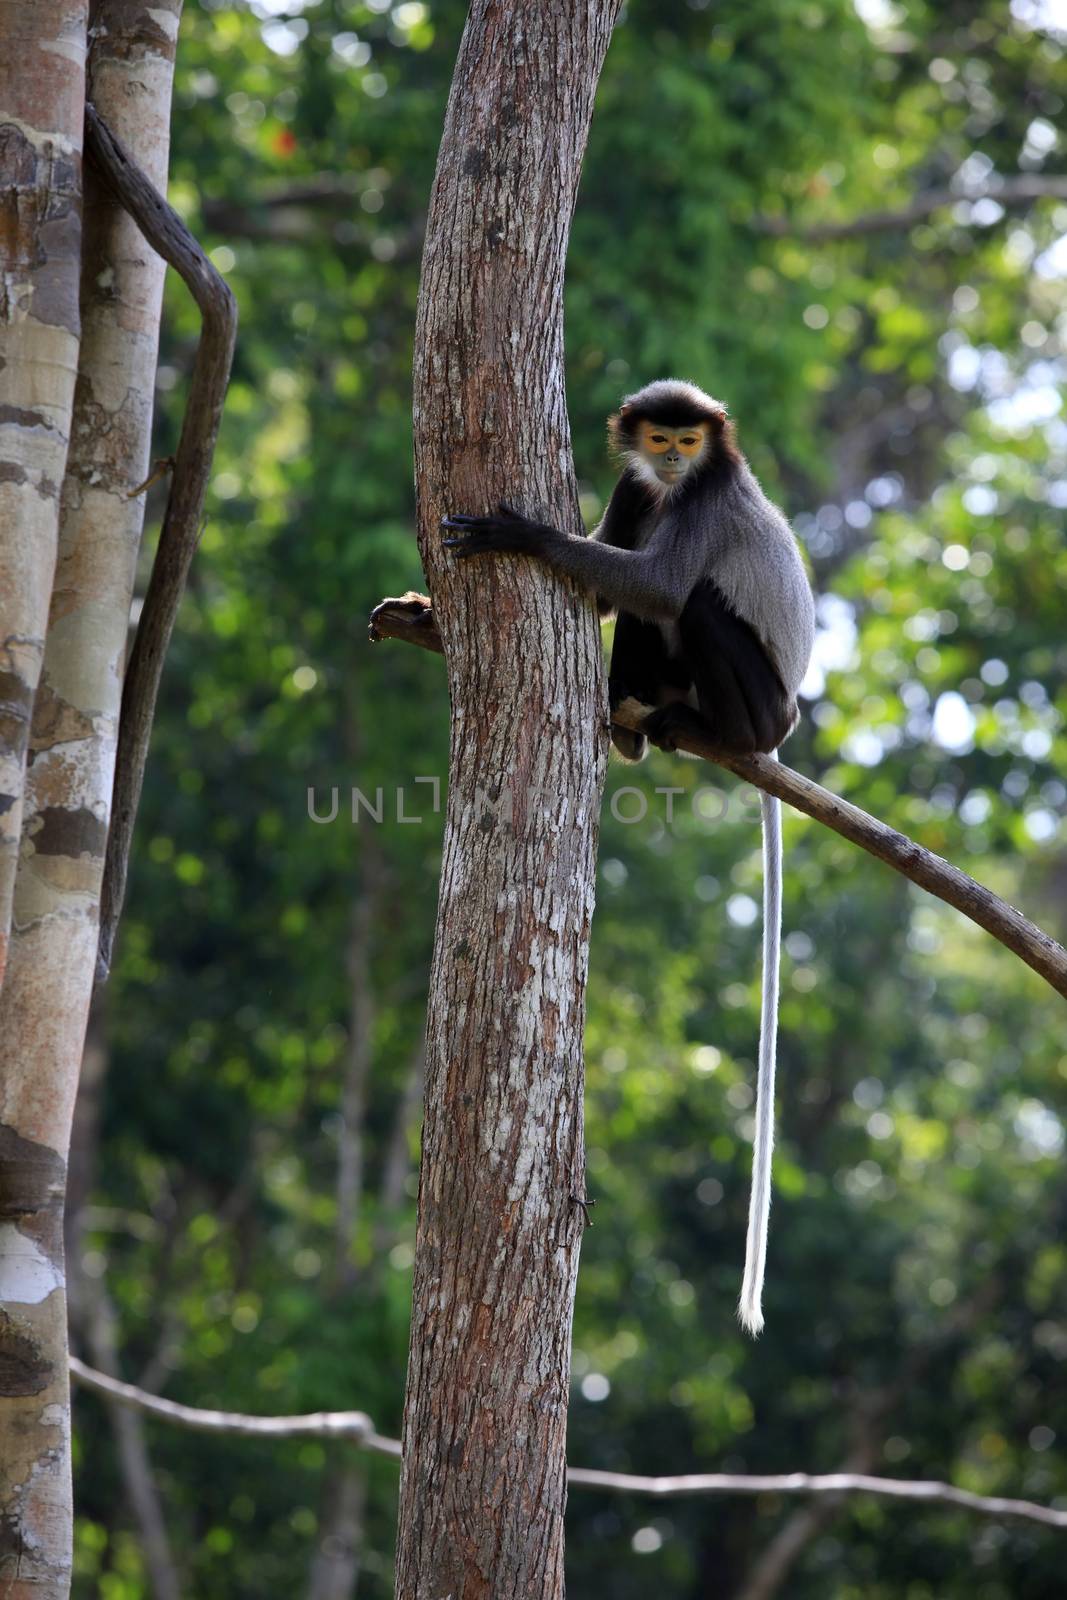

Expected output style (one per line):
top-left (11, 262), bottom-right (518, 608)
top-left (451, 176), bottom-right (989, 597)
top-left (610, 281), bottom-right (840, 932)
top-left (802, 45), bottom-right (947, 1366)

top-left (442, 532), bottom-right (502, 556)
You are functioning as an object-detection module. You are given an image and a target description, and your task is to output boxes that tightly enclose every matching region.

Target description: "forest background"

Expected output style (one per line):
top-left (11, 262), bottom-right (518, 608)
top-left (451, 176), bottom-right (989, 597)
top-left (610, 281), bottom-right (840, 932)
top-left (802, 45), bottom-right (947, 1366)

top-left (69, 1), bottom-right (1067, 1596)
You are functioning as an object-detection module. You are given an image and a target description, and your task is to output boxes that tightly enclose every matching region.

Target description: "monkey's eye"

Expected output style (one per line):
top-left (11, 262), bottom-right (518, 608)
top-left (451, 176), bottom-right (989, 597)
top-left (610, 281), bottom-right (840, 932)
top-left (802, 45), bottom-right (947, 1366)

top-left (650, 435), bottom-right (668, 444)
top-left (680, 436), bottom-right (698, 446)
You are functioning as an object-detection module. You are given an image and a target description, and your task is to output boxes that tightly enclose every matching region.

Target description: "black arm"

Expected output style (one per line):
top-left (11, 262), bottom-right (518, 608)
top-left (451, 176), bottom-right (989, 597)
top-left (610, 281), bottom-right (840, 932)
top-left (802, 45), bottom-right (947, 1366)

top-left (442, 475), bottom-right (703, 625)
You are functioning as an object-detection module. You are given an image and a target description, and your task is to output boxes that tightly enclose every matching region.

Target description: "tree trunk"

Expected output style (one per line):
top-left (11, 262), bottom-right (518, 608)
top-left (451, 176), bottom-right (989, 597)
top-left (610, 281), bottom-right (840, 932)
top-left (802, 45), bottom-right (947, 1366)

top-left (0, 7), bottom-right (87, 1592)
top-left (394, 4), bottom-right (620, 1596)
top-left (0, 4), bottom-right (181, 1591)
top-left (0, 0), bottom-right (86, 986)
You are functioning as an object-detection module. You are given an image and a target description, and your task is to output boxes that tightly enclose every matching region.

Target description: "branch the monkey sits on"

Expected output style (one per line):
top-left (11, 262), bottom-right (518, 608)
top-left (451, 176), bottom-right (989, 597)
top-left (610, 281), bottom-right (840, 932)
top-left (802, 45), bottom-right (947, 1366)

top-left (442, 379), bottom-right (816, 1334)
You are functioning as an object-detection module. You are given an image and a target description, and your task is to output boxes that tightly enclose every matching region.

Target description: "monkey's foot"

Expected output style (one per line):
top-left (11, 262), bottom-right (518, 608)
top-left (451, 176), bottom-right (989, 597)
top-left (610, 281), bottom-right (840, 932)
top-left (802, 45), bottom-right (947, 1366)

top-left (368, 591), bottom-right (434, 643)
top-left (610, 726), bottom-right (647, 762)
top-left (642, 703), bottom-right (711, 753)
top-left (609, 696), bottom-right (652, 762)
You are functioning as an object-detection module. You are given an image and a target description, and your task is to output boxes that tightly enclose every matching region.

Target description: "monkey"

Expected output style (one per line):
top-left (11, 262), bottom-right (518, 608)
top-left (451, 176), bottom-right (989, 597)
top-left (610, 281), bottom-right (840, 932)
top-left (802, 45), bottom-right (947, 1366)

top-left (441, 379), bottom-right (815, 1335)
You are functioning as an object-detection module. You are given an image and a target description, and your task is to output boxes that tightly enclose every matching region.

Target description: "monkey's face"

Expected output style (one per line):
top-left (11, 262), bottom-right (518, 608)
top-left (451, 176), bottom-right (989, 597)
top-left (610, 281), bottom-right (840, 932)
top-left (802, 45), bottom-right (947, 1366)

top-left (635, 420), bottom-right (709, 489)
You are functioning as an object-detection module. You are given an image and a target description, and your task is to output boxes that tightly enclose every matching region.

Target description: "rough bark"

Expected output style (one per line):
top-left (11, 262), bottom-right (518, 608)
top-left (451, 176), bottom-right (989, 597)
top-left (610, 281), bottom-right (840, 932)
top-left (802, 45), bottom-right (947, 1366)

top-left (0, 0), bottom-right (86, 989)
top-left (0, 6), bottom-right (180, 1592)
top-left (394, 5), bottom-right (621, 1597)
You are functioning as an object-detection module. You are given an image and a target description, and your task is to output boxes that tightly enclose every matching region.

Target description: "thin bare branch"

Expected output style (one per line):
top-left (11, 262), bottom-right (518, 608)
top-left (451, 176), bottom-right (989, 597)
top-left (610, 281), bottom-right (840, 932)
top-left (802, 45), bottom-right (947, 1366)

top-left (368, 596), bottom-right (1067, 1000)
top-left (69, 1360), bottom-right (1067, 1530)
top-left (566, 1466), bottom-right (1067, 1529)
top-left (753, 174), bottom-right (1067, 241)
top-left (84, 104), bottom-right (238, 984)
top-left (70, 1357), bottom-right (400, 1454)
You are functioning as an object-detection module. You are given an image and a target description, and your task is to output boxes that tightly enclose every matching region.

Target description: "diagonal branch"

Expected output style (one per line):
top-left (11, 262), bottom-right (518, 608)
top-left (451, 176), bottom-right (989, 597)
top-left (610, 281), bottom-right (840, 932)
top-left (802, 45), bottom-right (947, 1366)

top-left (368, 595), bottom-right (1067, 1001)
top-left (84, 104), bottom-right (238, 984)
top-left (68, 1358), bottom-right (1067, 1531)
top-left (752, 174), bottom-right (1067, 241)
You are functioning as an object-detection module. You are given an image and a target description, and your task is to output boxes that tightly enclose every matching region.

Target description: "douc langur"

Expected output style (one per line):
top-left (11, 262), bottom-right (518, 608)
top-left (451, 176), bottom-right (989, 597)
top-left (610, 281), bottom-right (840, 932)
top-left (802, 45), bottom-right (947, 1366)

top-left (441, 379), bottom-right (816, 1335)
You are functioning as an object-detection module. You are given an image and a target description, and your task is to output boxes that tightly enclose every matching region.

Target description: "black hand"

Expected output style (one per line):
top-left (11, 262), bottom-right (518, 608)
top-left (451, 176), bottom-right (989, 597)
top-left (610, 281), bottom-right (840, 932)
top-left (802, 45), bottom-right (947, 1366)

top-left (441, 503), bottom-right (547, 558)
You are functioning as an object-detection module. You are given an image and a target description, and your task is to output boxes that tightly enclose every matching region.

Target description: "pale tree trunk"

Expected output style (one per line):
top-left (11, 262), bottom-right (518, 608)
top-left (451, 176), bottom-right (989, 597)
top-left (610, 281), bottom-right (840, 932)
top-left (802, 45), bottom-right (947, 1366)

top-left (0, 7), bottom-right (88, 1592)
top-left (0, 4), bottom-right (181, 1592)
top-left (395, 4), bottom-right (620, 1597)
top-left (0, 0), bottom-right (86, 986)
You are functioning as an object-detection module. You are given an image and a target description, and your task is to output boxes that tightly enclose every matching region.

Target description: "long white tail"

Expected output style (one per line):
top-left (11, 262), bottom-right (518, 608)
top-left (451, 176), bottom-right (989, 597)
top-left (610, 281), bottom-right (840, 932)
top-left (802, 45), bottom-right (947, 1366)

top-left (737, 759), bottom-right (782, 1337)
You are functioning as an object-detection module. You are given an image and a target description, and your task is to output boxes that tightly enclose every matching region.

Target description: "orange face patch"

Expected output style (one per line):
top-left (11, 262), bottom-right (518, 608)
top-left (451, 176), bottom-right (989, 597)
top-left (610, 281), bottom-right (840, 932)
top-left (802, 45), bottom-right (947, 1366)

top-left (637, 421), bottom-right (708, 457)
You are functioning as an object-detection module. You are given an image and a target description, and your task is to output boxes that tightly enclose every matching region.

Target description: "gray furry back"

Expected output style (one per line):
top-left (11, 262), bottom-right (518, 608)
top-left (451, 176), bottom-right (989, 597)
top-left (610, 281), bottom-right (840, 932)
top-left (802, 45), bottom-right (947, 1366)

top-left (684, 462), bottom-right (814, 698)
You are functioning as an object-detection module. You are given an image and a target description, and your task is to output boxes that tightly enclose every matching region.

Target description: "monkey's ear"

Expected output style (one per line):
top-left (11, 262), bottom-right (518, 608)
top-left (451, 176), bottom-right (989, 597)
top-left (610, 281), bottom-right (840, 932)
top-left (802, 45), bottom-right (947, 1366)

top-left (708, 406), bottom-right (728, 432)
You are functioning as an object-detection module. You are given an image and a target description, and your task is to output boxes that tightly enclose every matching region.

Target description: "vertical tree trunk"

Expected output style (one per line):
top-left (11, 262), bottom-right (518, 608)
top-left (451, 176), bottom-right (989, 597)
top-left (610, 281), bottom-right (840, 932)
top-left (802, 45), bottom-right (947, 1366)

top-left (0, 8), bottom-right (87, 1593)
top-left (0, 5), bottom-right (181, 1592)
top-left (0, 0), bottom-right (87, 986)
top-left (395, 4), bottom-right (620, 1596)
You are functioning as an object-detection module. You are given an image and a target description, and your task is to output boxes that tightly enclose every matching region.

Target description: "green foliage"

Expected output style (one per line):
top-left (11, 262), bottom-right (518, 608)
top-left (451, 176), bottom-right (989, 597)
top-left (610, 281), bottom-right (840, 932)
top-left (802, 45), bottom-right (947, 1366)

top-left (74, 1), bottom-right (1067, 1596)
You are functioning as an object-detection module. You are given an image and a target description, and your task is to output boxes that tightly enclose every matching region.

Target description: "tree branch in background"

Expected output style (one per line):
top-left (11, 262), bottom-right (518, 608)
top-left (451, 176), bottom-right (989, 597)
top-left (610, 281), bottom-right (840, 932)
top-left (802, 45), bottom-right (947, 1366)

top-left (67, 1359), bottom-right (1067, 1531)
top-left (84, 104), bottom-right (238, 984)
top-left (201, 186), bottom-right (426, 256)
top-left (368, 596), bottom-right (1067, 1000)
top-left (753, 173), bottom-right (1067, 240)
top-left (70, 1357), bottom-right (397, 1449)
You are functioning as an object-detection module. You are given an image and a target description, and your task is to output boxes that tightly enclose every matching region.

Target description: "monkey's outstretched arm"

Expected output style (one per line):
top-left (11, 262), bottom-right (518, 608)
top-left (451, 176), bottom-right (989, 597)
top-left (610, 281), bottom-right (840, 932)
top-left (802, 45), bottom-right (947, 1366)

top-left (442, 504), bottom-right (697, 624)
